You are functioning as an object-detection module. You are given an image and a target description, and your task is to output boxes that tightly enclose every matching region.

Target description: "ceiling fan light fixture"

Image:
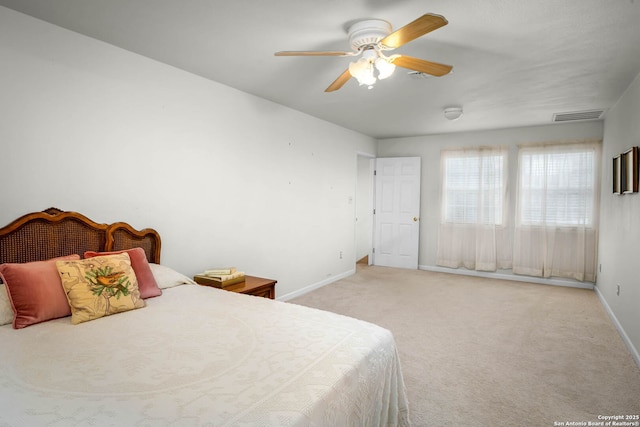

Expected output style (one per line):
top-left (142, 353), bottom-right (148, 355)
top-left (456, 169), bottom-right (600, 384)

top-left (444, 106), bottom-right (463, 121)
top-left (349, 57), bottom-right (376, 86)
top-left (375, 57), bottom-right (396, 80)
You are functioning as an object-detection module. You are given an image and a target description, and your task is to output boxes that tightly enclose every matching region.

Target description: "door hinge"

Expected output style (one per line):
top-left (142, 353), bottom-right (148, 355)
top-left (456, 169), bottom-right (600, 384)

top-left (372, 248), bottom-right (375, 253)
top-left (373, 208), bottom-right (376, 215)
top-left (374, 170), bottom-right (377, 175)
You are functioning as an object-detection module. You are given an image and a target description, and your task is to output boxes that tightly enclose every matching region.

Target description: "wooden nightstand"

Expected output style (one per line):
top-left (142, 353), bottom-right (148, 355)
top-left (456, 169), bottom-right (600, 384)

top-left (194, 275), bottom-right (277, 299)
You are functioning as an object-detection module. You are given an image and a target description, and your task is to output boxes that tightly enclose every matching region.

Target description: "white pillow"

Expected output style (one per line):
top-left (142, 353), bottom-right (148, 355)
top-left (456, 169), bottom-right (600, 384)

top-left (0, 284), bottom-right (14, 326)
top-left (148, 263), bottom-right (197, 289)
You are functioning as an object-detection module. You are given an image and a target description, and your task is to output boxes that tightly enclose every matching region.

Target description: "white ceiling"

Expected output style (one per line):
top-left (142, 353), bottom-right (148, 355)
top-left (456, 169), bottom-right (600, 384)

top-left (2, 0), bottom-right (640, 139)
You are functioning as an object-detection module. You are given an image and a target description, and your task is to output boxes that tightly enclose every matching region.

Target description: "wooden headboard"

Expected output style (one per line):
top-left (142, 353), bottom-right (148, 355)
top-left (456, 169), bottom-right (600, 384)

top-left (0, 208), bottom-right (161, 264)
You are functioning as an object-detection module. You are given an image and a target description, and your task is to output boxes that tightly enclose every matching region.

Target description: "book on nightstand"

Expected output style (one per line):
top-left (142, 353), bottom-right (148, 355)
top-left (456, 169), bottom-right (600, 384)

top-left (194, 271), bottom-right (245, 288)
top-left (203, 267), bottom-right (237, 276)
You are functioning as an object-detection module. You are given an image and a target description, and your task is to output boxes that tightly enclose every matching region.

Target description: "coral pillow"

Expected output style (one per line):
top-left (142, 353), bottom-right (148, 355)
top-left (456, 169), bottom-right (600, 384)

top-left (57, 253), bottom-right (145, 324)
top-left (84, 248), bottom-right (162, 299)
top-left (0, 254), bottom-right (80, 329)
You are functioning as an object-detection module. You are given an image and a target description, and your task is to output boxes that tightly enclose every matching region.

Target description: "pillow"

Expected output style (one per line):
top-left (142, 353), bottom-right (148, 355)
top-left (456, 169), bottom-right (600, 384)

top-left (149, 263), bottom-right (197, 289)
top-left (0, 284), bottom-right (14, 326)
top-left (84, 248), bottom-right (161, 299)
top-left (56, 253), bottom-right (145, 325)
top-left (0, 254), bottom-right (80, 329)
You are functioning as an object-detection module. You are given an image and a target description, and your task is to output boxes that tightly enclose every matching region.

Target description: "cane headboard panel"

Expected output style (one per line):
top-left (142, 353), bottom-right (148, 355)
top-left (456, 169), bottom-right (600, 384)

top-left (0, 208), bottom-right (161, 265)
top-left (107, 221), bottom-right (161, 264)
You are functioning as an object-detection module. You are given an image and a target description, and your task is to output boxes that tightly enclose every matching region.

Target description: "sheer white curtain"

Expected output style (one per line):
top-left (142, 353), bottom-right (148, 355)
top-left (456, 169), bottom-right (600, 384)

top-left (513, 141), bottom-right (601, 282)
top-left (437, 147), bottom-right (511, 271)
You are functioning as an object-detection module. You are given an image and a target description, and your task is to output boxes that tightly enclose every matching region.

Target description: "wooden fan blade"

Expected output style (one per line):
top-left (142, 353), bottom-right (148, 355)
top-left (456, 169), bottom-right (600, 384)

top-left (325, 69), bottom-right (352, 92)
top-left (275, 51), bottom-right (354, 57)
top-left (380, 14), bottom-right (448, 49)
top-left (391, 55), bottom-right (452, 76)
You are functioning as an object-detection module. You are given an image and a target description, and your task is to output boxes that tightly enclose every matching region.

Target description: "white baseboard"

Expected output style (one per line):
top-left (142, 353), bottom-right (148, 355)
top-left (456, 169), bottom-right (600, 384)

top-left (593, 286), bottom-right (640, 369)
top-left (419, 265), bottom-right (594, 290)
top-left (277, 268), bottom-right (356, 302)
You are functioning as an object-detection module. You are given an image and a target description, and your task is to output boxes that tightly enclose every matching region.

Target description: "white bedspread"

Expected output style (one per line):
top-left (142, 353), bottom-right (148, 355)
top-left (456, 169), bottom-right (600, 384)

top-left (0, 284), bottom-right (410, 426)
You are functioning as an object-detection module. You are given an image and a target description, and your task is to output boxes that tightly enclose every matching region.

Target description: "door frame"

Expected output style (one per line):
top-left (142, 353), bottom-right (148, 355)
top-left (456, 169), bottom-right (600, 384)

top-left (355, 152), bottom-right (376, 267)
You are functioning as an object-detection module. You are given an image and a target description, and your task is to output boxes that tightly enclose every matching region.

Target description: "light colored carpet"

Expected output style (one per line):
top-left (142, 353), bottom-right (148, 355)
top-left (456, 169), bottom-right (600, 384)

top-left (290, 265), bottom-right (640, 427)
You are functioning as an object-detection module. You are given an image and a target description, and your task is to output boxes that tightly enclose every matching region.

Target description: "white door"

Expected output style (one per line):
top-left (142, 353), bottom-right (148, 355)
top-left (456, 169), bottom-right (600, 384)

top-left (373, 157), bottom-right (421, 269)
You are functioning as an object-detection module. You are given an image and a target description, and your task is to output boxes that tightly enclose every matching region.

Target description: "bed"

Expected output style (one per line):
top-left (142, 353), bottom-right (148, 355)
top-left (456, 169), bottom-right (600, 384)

top-left (0, 208), bottom-right (410, 426)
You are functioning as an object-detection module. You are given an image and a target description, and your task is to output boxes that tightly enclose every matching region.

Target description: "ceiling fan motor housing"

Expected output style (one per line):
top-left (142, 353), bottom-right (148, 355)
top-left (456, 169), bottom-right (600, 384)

top-left (348, 19), bottom-right (392, 51)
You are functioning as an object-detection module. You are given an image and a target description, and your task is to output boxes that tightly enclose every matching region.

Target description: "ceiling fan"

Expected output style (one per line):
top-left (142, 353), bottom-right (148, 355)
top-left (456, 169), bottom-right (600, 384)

top-left (274, 13), bottom-right (453, 92)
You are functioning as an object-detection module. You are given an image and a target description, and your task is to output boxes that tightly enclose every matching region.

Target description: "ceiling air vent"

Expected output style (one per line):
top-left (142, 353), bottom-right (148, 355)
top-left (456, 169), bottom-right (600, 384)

top-left (552, 109), bottom-right (605, 122)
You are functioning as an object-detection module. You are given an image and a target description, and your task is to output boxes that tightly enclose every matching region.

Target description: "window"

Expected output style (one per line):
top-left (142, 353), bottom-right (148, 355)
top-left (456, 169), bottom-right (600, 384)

top-left (518, 146), bottom-right (596, 226)
top-left (437, 147), bottom-right (511, 272)
top-left (442, 149), bottom-right (506, 225)
top-left (513, 141), bottom-right (601, 281)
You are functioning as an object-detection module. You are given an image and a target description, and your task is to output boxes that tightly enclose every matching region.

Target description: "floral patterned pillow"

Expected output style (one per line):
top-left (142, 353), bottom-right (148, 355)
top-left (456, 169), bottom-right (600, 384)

top-left (56, 253), bottom-right (145, 325)
top-left (0, 284), bottom-right (14, 326)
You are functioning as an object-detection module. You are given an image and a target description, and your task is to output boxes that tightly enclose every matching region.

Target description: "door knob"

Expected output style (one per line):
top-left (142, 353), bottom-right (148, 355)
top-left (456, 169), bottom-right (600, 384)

top-left (413, 217), bottom-right (419, 222)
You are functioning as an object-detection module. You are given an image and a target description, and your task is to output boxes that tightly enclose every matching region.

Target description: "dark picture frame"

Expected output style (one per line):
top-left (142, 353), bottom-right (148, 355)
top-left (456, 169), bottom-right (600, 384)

top-left (613, 155), bottom-right (621, 194)
top-left (621, 146), bottom-right (639, 194)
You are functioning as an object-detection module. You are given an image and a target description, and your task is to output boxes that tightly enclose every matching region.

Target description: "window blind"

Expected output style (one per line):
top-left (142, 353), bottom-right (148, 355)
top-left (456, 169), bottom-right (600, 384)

top-left (519, 149), bottom-right (595, 226)
top-left (443, 152), bottom-right (505, 225)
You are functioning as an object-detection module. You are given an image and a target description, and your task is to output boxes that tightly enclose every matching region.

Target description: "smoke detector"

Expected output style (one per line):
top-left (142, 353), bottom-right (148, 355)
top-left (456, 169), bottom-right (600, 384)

top-left (444, 106), bottom-right (463, 121)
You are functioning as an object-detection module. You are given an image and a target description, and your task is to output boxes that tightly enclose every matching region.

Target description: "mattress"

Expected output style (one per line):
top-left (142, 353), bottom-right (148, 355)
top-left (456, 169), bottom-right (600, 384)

top-left (0, 283), bottom-right (410, 426)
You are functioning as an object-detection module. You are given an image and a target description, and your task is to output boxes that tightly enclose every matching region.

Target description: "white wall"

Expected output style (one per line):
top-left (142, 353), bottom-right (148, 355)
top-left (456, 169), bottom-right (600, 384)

top-left (377, 121), bottom-right (604, 269)
top-left (598, 71), bottom-right (640, 363)
top-left (0, 7), bottom-right (377, 299)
